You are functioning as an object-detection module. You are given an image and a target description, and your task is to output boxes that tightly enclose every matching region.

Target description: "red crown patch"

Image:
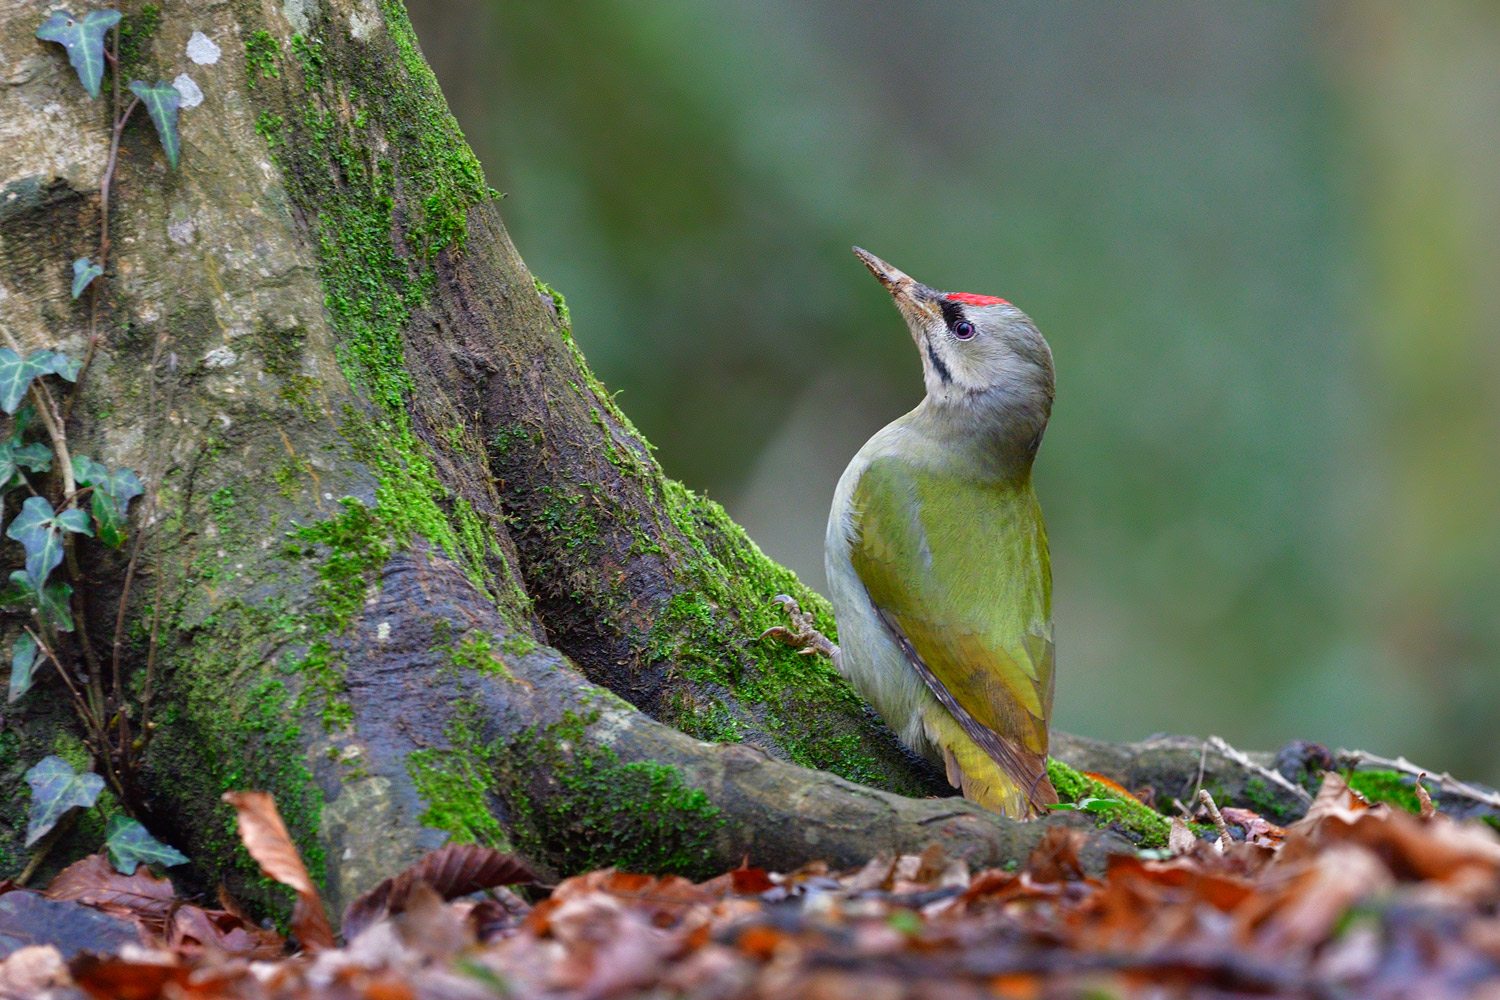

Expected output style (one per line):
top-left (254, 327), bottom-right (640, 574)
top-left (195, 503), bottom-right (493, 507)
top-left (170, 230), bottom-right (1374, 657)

top-left (947, 292), bottom-right (1009, 307)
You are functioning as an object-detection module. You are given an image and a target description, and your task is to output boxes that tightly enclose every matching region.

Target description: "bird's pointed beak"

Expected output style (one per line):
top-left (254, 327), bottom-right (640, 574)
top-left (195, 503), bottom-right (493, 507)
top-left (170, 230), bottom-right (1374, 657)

top-left (852, 247), bottom-right (941, 326)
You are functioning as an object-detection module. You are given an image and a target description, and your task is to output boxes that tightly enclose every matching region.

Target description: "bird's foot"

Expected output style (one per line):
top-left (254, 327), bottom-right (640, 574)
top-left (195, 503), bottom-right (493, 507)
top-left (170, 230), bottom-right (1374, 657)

top-left (760, 594), bottom-right (838, 659)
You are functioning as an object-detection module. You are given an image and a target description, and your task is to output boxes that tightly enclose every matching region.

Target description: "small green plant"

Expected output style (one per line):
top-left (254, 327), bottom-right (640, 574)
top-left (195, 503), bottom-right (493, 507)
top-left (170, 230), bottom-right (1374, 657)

top-left (5, 5), bottom-right (199, 879)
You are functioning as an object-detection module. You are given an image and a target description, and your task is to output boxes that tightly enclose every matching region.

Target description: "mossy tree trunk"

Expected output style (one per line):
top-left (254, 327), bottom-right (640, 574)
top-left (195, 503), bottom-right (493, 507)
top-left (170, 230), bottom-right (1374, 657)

top-left (0, 0), bottom-right (1365, 921)
top-left (0, 0), bottom-right (1064, 917)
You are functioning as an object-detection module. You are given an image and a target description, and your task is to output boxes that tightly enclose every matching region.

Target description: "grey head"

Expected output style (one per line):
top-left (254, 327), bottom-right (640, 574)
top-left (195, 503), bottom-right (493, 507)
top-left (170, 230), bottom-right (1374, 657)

top-left (853, 246), bottom-right (1054, 462)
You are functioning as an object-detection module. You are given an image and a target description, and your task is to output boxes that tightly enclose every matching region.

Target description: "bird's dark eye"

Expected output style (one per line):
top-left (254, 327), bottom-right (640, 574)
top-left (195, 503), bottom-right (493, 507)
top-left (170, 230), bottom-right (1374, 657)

top-left (953, 321), bottom-right (976, 340)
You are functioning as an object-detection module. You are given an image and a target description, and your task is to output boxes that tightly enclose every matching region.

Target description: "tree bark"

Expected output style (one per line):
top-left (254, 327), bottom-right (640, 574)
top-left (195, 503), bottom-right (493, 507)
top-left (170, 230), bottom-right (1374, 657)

top-left (0, 0), bottom-right (1023, 916)
top-left (0, 0), bottom-right (1463, 923)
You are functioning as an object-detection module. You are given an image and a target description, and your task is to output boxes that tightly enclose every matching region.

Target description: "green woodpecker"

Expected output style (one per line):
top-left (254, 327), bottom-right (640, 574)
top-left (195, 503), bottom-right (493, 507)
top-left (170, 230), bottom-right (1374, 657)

top-left (765, 247), bottom-right (1058, 818)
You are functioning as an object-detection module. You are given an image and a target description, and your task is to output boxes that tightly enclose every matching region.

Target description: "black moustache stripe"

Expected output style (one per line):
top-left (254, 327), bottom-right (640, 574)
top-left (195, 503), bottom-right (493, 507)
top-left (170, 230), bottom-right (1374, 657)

top-left (925, 338), bottom-right (953, 385)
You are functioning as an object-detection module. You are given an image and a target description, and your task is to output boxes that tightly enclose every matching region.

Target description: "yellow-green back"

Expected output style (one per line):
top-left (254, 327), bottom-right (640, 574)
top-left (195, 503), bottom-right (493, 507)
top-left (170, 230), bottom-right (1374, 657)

top-left (849, 455), bottom-right (1054, 761)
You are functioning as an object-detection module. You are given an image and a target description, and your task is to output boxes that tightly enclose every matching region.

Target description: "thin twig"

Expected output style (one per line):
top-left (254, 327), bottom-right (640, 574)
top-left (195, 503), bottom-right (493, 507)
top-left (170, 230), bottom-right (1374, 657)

top-left (1337, 748), bottom-right (1500, 811)
top-left (28, 626), bottom-right (98, 742)
top-left (1197, 788), bottom-right (1230, 853)
top-left (111, 325), bottom-right (169, 711)
top-left (26, 379), bottom-right (74, 497)
top-left (17, 811), bottom-right (77, 886)
top-left (1209, 735), bottom-right (1313, 805)
top-left (135, 328), bottom-right (176, 748)
top-left (64, 75), bottom-right (139, 422)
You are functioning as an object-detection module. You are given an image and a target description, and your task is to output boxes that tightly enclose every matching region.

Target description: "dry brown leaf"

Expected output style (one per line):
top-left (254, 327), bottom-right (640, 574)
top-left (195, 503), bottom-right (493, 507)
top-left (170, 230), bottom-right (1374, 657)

top-left (167, 906), bottom-right (284, 959)
top-left (341, 843), bottom-right (536, 940)
top-left (1025, 826), bottom-right (1088, 884)
top-left (1248, 843), bottom-right (1393, 954)
top-left (1415, 774), bottom-right (1437, 819)
top-left (1293, 772), bottom-right (1377, 832)
top-left (1169, 817), bottom-right (1198, 855)
top-left (220, 791), bottom-right (334, 951)
top-left (68, 953), bottom-right (193, 1000)
top-left (391, 881), bottom-right (471, 960)
top-left (45, 854), bottom-right (175, 928)
top-left (1221, 807), bottom-right (1287, 848)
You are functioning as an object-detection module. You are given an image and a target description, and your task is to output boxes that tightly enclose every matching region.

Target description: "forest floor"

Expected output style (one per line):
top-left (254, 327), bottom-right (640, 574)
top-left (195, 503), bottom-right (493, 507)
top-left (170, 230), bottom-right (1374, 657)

top-left (3, 773), bottom-right (1500, 999)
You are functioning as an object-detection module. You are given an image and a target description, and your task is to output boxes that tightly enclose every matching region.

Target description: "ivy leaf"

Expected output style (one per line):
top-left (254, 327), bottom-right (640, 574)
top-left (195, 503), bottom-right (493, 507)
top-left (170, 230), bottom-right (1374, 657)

top-left (71, 257), bottom-right (103, 299)
top-left (128, 80), bottom-right (181, 169)
top-left (94, 466), bottom-right (143, 509)
top-left (0, 349), bottom-right (53, 415)
top-left (104, 816), bottom-right (189, 874)
top-left (73, 457), bottom-right (141, 548)
top-left (0, 439), bottom-right (55, 492)
top-left (38, 578), bottom-right (75, 632)
top-left (35, 9), bottom-right (122, 100)
top-left (10, 404), bottom-right (37, 439)
top-left (24, 755), bottom-right (103, 845)
top-left (71, 454), bottom-right (105, 485)
top-left (12, 442), bottom-right (54, 474)
top-left (56, 507), bottom-right (92, 535)
top-left (1, 572), bottom-right (75, 632)
top-left (6, 497), bottom-right (91, 592)
top-left (7, 497), bottom-right (65, 591)
top-left (0, 574), bottom-right (29, 607)
top-left (92, 492), bottom-right (126, 548)
top-left (1, 572), bottom-right (75, 631)
top-left (30, 350), bottom-right (82, 383)
top-left (9, 632), bottom-right (39, 703)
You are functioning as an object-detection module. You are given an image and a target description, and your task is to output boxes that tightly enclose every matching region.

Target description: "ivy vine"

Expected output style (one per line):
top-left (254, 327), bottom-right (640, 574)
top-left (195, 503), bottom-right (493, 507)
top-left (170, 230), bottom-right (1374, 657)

top-left (4, 4), bottom-right (195, 881)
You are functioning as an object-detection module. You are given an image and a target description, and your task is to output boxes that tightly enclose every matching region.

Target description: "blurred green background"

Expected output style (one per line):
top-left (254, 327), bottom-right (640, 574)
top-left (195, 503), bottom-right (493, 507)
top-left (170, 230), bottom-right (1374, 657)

top-left (406, 1), bottom-right (1500, 783)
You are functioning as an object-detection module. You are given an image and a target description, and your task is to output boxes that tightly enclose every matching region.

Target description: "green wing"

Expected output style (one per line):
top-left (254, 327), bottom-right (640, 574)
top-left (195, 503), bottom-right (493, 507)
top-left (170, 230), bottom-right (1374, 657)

top-left (849, 456), bottom-right (1054, 757)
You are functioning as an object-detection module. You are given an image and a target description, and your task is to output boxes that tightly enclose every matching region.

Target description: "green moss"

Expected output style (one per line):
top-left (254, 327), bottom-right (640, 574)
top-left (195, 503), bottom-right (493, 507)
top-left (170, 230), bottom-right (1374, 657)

top-left (290, 34), bottom-right (324, 88)
top-left (276, 498), bottom-right (391, 728)
top-left (408, 705), bottom-right (509, 848)
top-left (1046, 757), bottom-right (1087, 803)
top-left (452, 632), bottom-right (512, 679)
top-left (498, 710), bottom-right (725, 878)
top-left (255, 111), bottom-right (285, 148)
top-left (1346, 770), bottom-right (1423, 815)
top-left (272, 457), bottom-right (309, 499)
top-left (640, 537), bottom-right (886, 787)
top-left (491, 424), bottom-right (533, 458)
top-left (245, 30), bottom-right (281, 85)
top-left (148, 605), bottom-right (325, 918)
top-left (252, 7), bottom-right (517, 614)
top-left (534, 484), bottom-right (600, 554)
top-left (277, 374), bottom-right (322, 422)
top-left (1046, 757), bottom-right (1174, 848)
top-left (209, 486), bottom-right (237, 531)
top-left (48, 730), bottom-right (91, 774)
top-left (116, 4), bottom-right (161, 78)
top-left (1239, 776), bottom-right (1299, 824)
top-left (499, 632), bottom-right (538, 658)
top-left (533, 277), bottom-right (571, 329)
top-left (669, 694), bottom-right (742, 744)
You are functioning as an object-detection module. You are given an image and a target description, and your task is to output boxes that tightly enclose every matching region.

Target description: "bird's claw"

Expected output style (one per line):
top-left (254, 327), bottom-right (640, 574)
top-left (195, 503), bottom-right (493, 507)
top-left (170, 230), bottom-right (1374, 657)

top-left (760, 594), bottom-right (836, 659)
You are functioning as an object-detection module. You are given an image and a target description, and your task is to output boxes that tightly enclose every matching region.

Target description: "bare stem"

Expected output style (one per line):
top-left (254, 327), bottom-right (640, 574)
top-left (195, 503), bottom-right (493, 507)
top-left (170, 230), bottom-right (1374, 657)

top-left (1209, 735), bottom-right (1312, 805)
top-left (28, 626), bottom-right (99, 742)
top-left (1337, 748), bottom-right (1500, 811)
top-left (64, 74), bottom-right (138, 423)
top-left (17, 812), bottom-right (77, 886)
top-left (1197, 788), bottom-right (1231, 853)
top-left (25, 378), bottom-right (73, 498)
